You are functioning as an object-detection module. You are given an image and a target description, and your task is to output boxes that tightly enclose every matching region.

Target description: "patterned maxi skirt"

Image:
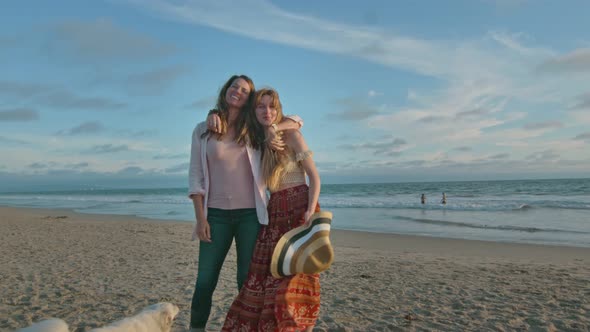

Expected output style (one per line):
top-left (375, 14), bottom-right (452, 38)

top-left (222, 184), bottom-right (321, 331)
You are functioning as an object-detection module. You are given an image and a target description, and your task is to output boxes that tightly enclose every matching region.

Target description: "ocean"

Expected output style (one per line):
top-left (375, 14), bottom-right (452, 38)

top-left (1, 178), bottom-right (589, 248)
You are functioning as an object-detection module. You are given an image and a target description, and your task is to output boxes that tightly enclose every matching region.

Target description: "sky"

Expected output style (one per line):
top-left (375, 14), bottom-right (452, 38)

top-left (1, 0), bottom-right (590, 191)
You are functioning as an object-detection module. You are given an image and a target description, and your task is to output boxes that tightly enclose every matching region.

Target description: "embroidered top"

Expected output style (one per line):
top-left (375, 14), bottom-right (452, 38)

top-left (273, 150), bottom-right (313, 192)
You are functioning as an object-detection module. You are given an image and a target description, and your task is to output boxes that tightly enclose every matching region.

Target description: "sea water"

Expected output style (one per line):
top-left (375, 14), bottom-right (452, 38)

top-left (1, 178), bottom-right (589, 247)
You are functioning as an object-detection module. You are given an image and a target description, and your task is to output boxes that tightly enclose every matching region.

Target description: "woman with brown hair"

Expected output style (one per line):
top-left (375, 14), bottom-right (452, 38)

top-left (188, 76), bottom-right (302, 331)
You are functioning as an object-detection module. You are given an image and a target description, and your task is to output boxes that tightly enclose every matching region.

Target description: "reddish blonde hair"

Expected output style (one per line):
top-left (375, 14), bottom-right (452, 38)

top-left (254, 88), bottom-right (290, 191)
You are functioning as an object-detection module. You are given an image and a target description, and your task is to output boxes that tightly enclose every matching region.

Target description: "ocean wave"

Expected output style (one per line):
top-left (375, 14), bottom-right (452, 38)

top-left (513, 204), bottom-right (533, 211)
top-left (394, 216), bottom-right (590, 234)
top-left (0, 194), bottom-right (191, 206)
top-left (319, 196), bottom-right (590, 211)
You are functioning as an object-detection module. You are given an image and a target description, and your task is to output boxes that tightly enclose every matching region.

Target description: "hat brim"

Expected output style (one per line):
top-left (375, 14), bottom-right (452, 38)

top-left (271, 211), bottom-right (333, 278)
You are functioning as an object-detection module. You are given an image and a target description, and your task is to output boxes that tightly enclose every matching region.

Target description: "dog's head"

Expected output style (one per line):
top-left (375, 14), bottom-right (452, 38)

top-left (143, 302), bottom-right (179, 331)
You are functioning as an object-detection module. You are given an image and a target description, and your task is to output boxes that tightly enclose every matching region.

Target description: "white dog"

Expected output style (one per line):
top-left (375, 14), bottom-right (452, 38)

top-left (16, 318), bottom-right (69, 332)
top-left (90, 302), bottom-right (179, 332)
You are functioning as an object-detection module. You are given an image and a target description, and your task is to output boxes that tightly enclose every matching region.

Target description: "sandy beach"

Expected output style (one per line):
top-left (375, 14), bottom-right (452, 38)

top-left (1, 206), bottom-right (589, 331)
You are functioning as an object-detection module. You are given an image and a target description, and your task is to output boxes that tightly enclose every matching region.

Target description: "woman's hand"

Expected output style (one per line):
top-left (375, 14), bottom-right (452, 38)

top-left (207, 113), bottom-right (221, 133)
top-left (194, 219), bottom-right (212, 242)
top-left (303, 209), bottom-right (315, 227)
top-left (266, 126), bottom-right (285, 151)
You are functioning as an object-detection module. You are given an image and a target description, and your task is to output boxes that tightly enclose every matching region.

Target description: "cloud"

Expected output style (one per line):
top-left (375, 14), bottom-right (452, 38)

top-left (0, 108), bottom-right (39, 121)
top-left (28, 162), bottom-right (47, 169)
top-left (570, 92), bottom-right (590, 110)
top-left (39, 91), bottom-right (127, 111)
top-left (120, 1), bottom-right (590, 175)
top-left (153, 153), bottom-right (188, 160)
top-left (330, 98), bottom-right (381, 120)
top-left (523, 121), bottom-right (562, 130)
top-left (48, 18), bottom-right (176, 62)
top-left (487, 31), bottom-right (543, 57)
top-left (0, 81), bottom-right (126, 112)
top-left (453, 146), bottom-right (472, 152)
top-left (526, 150), bottom-right (560, 162)
top-left (28, 162), bottom-right (57, 169)
top-left (488, 153), bottom-right (510, 160)
top-left (56, 121), bottom-right (105, 136)
top-left (0, 81), bottom-right (53, 98)
top-left (536, 48), bottom-right (590, 73)
top-left (567, 110), bottom-right (590, 125)
top-left (187, 96), bottom-right (217, 110)
top-left (65, 162), bottom-right (89, 169)
top-left (87, 144), bottom-right (130, 154)
top-left (455, 108), bottom-right (491, 119)
top-left (340, 138), bottom-right (408, 156)
top-left (574, 132), bottom-right (590, 141)
top-left (119, 0), bottom-right (553, 83)
top-left (0, 136), bottom-right (29, 145)
top-left (367, 90), bottom-right (382, 98)
top-left (116, 166), bottom-right (144, 175)
top-left (164, 162), bottom-right (189, 173)
top-left (117, 129), bottom-right (159, 138)
top-left (125, 65), bottom-right (189, 95)
top-left (417, 115), bottom-right (448, 123)
top-left (119, 0), bottom-right (478, 78)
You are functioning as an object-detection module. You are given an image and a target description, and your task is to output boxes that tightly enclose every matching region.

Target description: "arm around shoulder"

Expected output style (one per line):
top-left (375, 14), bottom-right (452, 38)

top-left (279, 114), bottom-right (303, 131)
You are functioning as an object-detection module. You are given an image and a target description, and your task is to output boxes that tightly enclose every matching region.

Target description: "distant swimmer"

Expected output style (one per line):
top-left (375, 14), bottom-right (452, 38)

top-left (441, 192), bottom-right (447, 205)
top-left (421, 193), bottom-right (426, 204)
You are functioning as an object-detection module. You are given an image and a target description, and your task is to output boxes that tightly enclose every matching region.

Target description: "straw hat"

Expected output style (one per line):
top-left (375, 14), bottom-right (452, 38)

top-left (270, 211), bottom-right (334, 278)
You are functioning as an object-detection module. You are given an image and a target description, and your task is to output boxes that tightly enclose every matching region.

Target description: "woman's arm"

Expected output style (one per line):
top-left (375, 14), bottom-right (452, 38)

top-left (277, 115), bottom-right (303, 131)
top-left (266, 115), bottom-right (304, 150)
top-left (286, 130), bottom-right (320, 223)
top-left (188, 122), bottom-right (211, 242)
top-left (188, 123), bottom-right (207, 197)
top-left (191, 195), bottom-right (211, 242)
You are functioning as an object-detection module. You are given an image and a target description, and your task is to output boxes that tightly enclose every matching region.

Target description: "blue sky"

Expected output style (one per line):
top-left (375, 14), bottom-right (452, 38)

top-left (1, 0), bottom-right (589, 190)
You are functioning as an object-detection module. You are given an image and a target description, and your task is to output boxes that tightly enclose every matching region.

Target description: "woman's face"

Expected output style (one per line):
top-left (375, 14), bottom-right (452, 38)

top-left (225, 78), bottom-right (251, 109)
top-left (255, 95), bottom-right (278, 127)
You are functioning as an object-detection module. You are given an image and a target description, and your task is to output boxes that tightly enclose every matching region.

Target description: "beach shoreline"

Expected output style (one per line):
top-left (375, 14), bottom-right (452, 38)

top-left (1, 206), bottom-right (588, 331)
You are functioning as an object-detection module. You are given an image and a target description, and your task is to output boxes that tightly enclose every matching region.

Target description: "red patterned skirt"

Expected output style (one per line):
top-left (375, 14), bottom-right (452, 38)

top-left (222, 184), bottom-right (321, 331)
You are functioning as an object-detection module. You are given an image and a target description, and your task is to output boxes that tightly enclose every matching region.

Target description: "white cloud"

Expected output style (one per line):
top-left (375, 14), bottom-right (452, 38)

top-left (537, 48), bottom-right (590, 73)
top-left (48, 18), bottom-right (176, 62)
top-left (367, 90), bottom-right (381, 97)
top-left (56, 121), bottom-right (105, 136)
top-left (568, 110), bottom-right (590, 125)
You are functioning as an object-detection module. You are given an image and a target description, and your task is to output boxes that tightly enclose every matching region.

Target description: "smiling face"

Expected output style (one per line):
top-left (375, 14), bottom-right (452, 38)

top-left (256, 94), bottom-right (278, 127)
top-left (225, 77), bottom-right (251, 110)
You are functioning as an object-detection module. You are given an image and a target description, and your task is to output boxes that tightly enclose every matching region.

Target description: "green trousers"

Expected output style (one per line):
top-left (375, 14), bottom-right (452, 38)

top-left (190, 208), bottom-right (260, 328)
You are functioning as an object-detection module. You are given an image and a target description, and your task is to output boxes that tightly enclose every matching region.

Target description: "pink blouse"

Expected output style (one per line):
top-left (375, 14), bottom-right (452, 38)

top-left (206, 136), bottom-right (256, 209)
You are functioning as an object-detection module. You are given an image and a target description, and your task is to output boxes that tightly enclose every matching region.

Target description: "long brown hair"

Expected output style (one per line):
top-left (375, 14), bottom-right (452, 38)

top-left (254, 88), bottom-right (289, 191)
top-left (202, 75), bottom-right (255, 145)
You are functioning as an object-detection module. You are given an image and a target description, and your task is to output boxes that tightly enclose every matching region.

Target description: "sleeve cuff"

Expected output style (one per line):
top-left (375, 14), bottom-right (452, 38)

top-left (188, 189), bottom-right (206, 199)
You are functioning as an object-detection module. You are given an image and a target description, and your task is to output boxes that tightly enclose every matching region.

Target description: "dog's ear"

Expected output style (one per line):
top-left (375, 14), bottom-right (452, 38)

top-left (160, 309), bottom-right (173, 328)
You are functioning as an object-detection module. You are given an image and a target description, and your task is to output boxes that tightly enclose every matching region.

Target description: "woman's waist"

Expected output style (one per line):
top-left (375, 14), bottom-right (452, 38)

top-left (270, 183), bottom-right (308, 195)
top-left (207, 192), bottom-right (256, 209)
